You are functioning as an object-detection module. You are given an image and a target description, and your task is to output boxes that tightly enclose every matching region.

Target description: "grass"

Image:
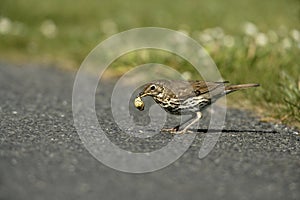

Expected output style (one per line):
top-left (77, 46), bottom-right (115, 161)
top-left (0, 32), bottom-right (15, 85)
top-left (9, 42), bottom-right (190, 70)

top-left (0, 0), bottom-right (299, 127)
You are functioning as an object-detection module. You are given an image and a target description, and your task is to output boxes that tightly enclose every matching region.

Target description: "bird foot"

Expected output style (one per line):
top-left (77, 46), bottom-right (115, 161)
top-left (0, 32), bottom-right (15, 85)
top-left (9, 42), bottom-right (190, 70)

top-left (160, 127), bottom-right (187, 134)
top-left (161, 127), bottom-right (178, 133)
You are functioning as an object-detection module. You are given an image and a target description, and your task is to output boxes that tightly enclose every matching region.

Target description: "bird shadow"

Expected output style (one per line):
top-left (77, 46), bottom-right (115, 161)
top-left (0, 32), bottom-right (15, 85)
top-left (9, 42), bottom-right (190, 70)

top-left (191, 128), bottom-right (278, 134)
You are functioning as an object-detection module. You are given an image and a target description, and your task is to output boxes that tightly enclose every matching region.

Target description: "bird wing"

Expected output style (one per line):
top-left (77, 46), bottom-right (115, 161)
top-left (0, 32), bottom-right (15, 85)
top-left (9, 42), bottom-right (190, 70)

top-left (156, 80), bottom-right (228, 101)
top-left (173, 80), bottom-right (228, 101)
top-left (191, 80), bottom-right (228, 95)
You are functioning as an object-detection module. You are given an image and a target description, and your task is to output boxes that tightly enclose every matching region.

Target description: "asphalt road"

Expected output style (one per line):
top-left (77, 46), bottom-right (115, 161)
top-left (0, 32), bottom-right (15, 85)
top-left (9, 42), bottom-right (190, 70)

top-left (0, 62), bottom-right (299, 200)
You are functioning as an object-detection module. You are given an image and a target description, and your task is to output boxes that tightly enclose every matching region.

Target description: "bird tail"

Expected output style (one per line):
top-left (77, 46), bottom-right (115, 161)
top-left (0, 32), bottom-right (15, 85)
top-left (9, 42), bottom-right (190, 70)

top-left (225, 83), bottom-right (260, 94)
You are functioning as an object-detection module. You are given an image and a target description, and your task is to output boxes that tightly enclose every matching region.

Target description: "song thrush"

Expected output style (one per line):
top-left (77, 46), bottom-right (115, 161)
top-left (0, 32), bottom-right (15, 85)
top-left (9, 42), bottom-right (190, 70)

top-left (134, 80), bottom-right (259, 134)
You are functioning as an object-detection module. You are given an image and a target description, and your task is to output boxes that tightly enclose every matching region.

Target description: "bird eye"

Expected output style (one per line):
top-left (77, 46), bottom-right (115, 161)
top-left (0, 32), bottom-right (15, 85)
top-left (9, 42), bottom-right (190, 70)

top-left (150, 85), bottom-right (156, 90)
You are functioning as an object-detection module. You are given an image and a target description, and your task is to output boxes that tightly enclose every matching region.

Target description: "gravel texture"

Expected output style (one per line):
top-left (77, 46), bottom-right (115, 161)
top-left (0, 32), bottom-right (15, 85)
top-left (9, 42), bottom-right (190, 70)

top-left (0, 62), bottom-right (299, 200)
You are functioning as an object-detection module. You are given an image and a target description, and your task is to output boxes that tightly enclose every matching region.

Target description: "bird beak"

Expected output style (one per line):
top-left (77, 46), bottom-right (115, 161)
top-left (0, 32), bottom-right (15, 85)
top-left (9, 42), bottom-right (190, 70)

top-left (139, 92), bottom-right (147, 98)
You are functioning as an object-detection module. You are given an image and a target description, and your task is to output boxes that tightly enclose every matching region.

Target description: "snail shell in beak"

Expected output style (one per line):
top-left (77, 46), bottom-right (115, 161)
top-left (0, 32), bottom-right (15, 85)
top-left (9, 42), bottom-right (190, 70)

top-left (134, 96), bottom-right (144, 111)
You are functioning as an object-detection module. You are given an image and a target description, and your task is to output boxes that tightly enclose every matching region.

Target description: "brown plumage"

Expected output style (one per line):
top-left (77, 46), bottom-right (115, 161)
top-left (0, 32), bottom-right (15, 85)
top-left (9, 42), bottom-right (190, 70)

top-left (135, 80), bottom-right (259, 134)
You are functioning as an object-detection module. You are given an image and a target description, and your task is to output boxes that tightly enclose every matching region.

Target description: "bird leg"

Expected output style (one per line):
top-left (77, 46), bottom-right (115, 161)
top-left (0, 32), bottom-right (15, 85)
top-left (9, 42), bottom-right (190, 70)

top-left (161, 112), bottom-right (202, 134)
top-left (161, 114), bottom-right (195, 133)
top-left (177, 112), bottom-right (202, 134)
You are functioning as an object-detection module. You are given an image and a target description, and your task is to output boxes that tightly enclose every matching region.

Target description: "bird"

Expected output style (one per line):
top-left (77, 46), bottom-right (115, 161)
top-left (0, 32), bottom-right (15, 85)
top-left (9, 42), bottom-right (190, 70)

top-left (134, 80), bottom-right (259, 134)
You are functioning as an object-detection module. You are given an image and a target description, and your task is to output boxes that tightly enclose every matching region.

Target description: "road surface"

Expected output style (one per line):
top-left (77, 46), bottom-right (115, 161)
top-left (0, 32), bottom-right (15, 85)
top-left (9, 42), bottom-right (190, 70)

top-left (0, 62), bottom-right (299, 200)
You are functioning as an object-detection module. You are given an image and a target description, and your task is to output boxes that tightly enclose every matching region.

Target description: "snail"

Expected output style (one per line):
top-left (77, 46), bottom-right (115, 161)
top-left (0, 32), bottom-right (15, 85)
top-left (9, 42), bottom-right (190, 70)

top-left (134, 96), bottom-right (144, 111)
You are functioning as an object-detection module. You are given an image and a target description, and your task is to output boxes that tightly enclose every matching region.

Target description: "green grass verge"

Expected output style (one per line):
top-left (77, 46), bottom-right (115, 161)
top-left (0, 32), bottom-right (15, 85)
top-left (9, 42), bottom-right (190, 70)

top-left (0, 0), bottom-right (299, 127)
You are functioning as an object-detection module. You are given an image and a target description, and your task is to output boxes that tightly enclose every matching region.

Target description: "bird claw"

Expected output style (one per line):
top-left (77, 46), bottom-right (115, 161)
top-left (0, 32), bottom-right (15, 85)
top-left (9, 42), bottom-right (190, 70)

top-left (160, 127), bottom-right (186, 134)
top-left (161, 128), bottom-right (177, 133)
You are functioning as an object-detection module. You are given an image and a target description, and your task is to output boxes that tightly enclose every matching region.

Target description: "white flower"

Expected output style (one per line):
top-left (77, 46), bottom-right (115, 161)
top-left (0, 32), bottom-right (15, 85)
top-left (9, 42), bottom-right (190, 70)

top-left (243, 22), bottom-right (258, 36)
top-left (290, 29), bottom-right (300, 42)
top-left (223, 35), bottom-right (235, 47)
top-left (0, 17), bottom-right (12, 34)
top-left (282, 38), bottom-right (292, 49)
top-left (40, 20), bottom-right (57, 38)
top-left (267, 30), bottom-right (278, 43)
top-left (198, 32), bottom-right (213, 43)
top-left (255, 33), bottom-right (268, 46)
top-left (181, 71), bottom-right (192, 80)
top-left (211, 27), bottom-right (224, 39)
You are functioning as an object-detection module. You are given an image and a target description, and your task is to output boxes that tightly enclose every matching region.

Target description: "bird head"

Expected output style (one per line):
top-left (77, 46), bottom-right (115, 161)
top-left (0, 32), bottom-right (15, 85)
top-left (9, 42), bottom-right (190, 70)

top-left (139, 83), bottom-right (164, 98)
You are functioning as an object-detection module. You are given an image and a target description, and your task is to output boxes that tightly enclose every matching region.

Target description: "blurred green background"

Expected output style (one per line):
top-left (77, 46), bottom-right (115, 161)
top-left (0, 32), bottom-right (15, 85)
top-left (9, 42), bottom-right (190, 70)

top-left (0, 0), bottom-right (299, 126)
